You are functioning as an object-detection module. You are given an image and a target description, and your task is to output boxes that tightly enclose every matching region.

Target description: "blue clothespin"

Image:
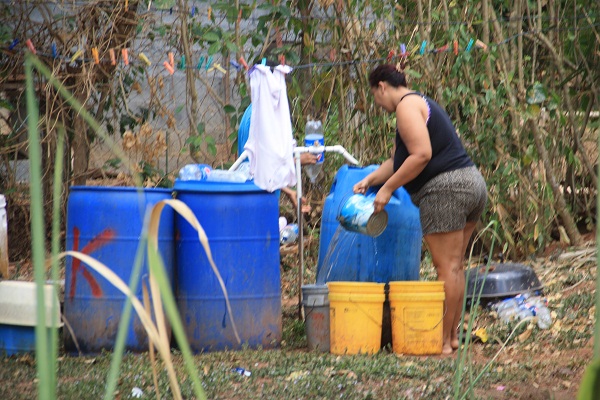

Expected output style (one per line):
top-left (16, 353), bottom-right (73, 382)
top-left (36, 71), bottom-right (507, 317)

top-left (205, 55), bottom-right (213, 70)
top-left (230, 60), bottom-right (241, 70)
top-left (8, 39), bottom-right (19, 50)
top-left (400, 43), bottom-right (406, 56)
top-left (197, 56), bottom-right (205, 69)
top-left (179, 55), bottom-right (186, 69)
top-left (191, 5), bottom-right (196, 17)
top-left (51, 43), bottom-right (57, 58)
top-left (261, 58), bottom-right (266, 66)
top-left (466, 38), bottom-right (474, 52)
top-left (170, 7), bottom-right (173, 15)
top-left (419, 41), bottom-right (427, 55)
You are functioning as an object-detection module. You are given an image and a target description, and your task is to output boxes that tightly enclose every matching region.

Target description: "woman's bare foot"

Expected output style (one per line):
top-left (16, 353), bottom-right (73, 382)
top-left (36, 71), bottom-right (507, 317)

top-left (442, 343), bottom-right (454, 355)
top-left (451, 338), bottom-right (460, 350)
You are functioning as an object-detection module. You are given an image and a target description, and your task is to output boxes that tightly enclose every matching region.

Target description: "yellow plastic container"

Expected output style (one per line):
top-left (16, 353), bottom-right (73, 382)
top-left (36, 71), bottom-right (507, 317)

top-left (389, 281), bottom-right (445, 355)
top-left (327, 282), bottom-right (385, 355)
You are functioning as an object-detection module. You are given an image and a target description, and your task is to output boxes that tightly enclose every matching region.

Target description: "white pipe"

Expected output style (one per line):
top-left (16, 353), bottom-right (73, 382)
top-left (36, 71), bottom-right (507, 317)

top-left (228, 150), bottom-right (248, 171)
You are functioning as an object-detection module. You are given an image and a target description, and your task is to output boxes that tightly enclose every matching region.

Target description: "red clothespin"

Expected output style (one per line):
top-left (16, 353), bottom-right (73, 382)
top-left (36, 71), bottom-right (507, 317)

top-left (168, 52), bottom-right (175, 68)
top-left (387, 50), bottom-right (396, 62)
top-left (237, 8), bottom-right (242, 25)
top-left (25, 39), bottom-right (36, 54)
top-left (109, 49), bottom-right (116, 65)
top-left (121, 48), bottom-right (129, 65)
top-left (239, 56), bottom-right (249, 71)
top-left (453, 40), bottom-right (459, 56)
top-left (92, 47), bottom-right (100, 64)
top-left (163, 61), bottom-right (174, 75)
top-left (435, 44), bottom-right (449, 53)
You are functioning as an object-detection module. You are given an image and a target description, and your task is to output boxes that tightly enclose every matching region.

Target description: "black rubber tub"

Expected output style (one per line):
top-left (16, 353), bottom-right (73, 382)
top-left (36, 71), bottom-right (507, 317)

top-left (465, 262), bottom-right (543, 299)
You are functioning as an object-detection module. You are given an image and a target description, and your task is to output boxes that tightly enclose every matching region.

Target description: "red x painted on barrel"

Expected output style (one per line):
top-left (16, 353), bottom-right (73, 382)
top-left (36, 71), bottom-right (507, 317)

top-left (68, 227), bottom-right (115, 299)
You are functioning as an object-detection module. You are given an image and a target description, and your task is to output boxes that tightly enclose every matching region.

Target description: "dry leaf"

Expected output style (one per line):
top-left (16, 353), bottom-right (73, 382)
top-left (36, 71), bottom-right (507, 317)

top-left (518, 326), bottom-right (533, 342)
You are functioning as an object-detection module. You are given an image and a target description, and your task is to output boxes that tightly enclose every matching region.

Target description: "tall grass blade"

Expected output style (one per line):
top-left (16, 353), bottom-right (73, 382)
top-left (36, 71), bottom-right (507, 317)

top-left (103, 229), bottom-right (148, 400)
top-left (142, 280), bottom-right (162, 400)
top-left (25, 53), bottom-right (53, 400)
top-left (49, 126), bottom-right (65, 392)
top-left (577, 109), bottom-right (600, 400)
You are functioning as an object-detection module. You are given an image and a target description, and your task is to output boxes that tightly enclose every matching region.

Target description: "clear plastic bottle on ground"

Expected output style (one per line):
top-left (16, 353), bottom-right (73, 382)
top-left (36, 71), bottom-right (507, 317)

top-left (280, 223), bottom-right (299, 245)
top-left (304, 120), bottom-right (324, 183)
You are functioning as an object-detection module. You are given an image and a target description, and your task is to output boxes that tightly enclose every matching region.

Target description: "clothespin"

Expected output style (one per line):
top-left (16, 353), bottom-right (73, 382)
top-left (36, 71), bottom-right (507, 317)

top-left (435, 44), bottom-right (449, 53)
top-left (25, 39), bottom-right (36, 54)
top-left (139, 52), bottom-right (151, 66)
top-left (121, 48), bottom-right (129, 65)
top-left (329, 48), bottom-right (336, 61)
top-left (191, 5), bottom-right (196, 17)
top-left (168, 52), bottom-right (175, 68)
top-left (239, 56), bottom-right (249, 71)
top-left (92, 48), bottom-right (100, 64)
top-left (70, 49), bottom-right (83, 64)
top-left (400, 43), bottom-right (407, 56)
top-left (170, 7), bottom-right (173, 15)
top-left (208, 62), bottom-right (226, 73)
top-left (261, 58), bottom-right (266, 66)
top-left (237, 8), bottom-right (242, 25)
top-left (51, 43), bottom-right (57, 59)
top-left (230, 60), bottom-right (241, 70)
top-left (8, 39), bottom-right (19, 51)
top-left (163, 61), bottom-right (174, 75)
top-left (475, 39), bottom-right (488, 51)
top-left (205, 55), bottom-right (213, 70)
top-left (419, 41), bottom-right (427, 55)
top-left (125, 0), bottom-right (128, 11)
top-left (453, 40), bottom-right (458, 56)
top-left (208, 6), bottom-right (212, 20)
top-left (387, 50), bottom-right (396, 62)
top-left (466, 38), bottom-right (474, 52)
top-left (109, 49), bottom-right (116, 65)
top-left (278, 53), bottom-right (285, 65)
top-left (197, 56), bottom-right (205, 69)
top-left (179, 55), bottom-right (186, 69)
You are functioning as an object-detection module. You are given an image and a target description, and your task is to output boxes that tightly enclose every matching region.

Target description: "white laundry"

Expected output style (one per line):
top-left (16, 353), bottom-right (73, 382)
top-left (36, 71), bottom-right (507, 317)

top-left (244, 64), bottom-right (297, 192)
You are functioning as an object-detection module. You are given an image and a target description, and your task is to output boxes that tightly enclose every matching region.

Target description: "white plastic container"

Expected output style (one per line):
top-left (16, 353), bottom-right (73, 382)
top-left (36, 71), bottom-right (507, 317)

top-left (0, 281), bottom-right (63, 355)
top-left (0, 195), bottom-right (8, 279)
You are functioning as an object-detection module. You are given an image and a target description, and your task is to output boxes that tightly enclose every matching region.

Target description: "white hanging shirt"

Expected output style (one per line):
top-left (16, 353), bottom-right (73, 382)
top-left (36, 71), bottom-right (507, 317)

top-left (244, 64), bottom-right (297, 192)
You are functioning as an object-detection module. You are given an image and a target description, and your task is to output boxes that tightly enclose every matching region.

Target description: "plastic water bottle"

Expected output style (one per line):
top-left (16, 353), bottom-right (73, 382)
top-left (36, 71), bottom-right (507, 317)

top-left (280, 223), bottom-right (299, 245)
top-left (534, 303), bottom-right (552, 329)
top-left (206, 169), bottom-right (247, 183)
top-left (304, 120), bottom-right (324, 183)
top-left (492, 293), bottom-right (552, 328)
top-left (278, 216), bottom-right (288, 232)
top-left (179, 164), bottom-right (212, 181)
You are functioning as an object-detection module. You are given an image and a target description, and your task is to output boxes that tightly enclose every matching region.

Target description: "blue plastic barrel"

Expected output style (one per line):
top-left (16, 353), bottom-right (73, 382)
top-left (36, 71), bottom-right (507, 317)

top-left (64, 186), bottom-right (174, 353)
top-left (174, 180), bottom-right (281, 352)
top-left (316, 165), bottom-right (422, 283)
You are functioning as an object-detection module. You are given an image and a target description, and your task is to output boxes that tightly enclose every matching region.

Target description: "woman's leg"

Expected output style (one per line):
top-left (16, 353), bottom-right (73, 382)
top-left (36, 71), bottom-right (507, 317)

top-left (424, 223), bottom-right (475, 355)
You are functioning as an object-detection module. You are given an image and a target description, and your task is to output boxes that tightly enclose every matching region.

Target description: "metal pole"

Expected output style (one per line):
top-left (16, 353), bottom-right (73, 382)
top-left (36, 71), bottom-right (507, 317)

top-left (295, 153), bottom-right (304, 320)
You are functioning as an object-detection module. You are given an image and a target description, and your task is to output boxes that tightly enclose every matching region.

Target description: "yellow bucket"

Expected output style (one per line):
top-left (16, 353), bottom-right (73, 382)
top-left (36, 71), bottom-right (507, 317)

top-left (389, 281), bottom-right (445, 355)
top-left (327, 282), bottom-right (385, 355)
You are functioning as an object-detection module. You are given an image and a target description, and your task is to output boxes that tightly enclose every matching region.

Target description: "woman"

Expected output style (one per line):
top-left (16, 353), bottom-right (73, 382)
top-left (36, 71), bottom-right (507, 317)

top-left (353, 64), bottom-right (487, 355)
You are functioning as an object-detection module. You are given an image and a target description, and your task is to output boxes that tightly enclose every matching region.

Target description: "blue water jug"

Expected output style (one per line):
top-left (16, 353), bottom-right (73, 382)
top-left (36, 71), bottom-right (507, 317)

top-left (316, 165), bottom-right (422, 283)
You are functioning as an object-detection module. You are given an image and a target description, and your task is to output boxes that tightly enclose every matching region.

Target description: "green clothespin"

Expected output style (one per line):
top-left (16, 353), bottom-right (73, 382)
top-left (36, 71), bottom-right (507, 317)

top-left (179, 55), bottom-right (186, 69)
top-left (197, 56), bottom-right (205, 70)
top-left (205, 56), bottom-right (213, 70)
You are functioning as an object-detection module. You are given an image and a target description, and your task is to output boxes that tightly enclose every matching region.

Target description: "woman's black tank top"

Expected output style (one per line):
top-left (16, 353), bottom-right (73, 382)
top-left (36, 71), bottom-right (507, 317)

top-left (393, 92), bottom-right (473, 194)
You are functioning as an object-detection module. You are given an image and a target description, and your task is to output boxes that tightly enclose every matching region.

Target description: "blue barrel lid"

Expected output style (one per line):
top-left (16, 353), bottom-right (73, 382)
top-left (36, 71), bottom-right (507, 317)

top-left (173, 179), bottom-right (268, 193)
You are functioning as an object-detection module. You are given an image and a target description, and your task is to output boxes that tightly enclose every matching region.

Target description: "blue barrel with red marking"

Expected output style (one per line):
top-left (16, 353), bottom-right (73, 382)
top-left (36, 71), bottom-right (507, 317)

top-left (64, 186), bottom-right (174, 354)
top-left (173, 179), bottom-right (281, 352)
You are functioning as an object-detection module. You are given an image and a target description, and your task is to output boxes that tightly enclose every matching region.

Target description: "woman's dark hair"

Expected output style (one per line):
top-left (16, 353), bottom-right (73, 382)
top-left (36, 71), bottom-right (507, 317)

top-left (368, 64), bottom-right (407, 88)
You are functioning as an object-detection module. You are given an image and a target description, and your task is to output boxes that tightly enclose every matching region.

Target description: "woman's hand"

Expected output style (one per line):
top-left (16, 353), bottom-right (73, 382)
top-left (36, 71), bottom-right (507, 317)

top-left (353, 177), bottom-right (370, 194)
top-left (300, 153), bottom-right (318, 165)
top-left (373, 186), bottom-right (392, 214)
